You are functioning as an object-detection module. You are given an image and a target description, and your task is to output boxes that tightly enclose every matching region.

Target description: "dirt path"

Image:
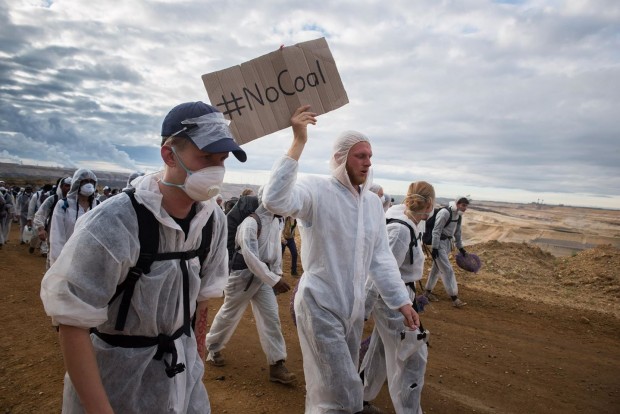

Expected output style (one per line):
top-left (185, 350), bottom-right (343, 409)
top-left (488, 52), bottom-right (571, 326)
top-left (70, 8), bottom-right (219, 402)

top-left (1, 223), bottom-right (619, 413)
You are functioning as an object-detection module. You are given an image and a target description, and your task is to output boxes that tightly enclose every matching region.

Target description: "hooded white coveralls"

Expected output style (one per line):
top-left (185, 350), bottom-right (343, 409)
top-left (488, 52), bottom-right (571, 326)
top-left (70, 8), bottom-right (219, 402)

top-left (40, 172), bottom-right (229, 414)
top-left (48, 168), bottom-right (99, 266)
top-left (360, 204), bottom-right (428, 414)
top-left (206, 205), bottom-right (288, 365)
top-left (263, 151), bottom-right (411, 414)
top-left (0, 190), bottom-right (15, 244)
top-left (424, 200), bottom-right (463, 296)
top-left (33, 186), bottom-right (62, 231)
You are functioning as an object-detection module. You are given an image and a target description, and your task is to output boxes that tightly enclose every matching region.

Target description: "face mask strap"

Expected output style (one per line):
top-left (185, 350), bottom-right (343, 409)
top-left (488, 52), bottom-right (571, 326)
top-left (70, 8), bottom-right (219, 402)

top-left (171, 146), bottom-right (193, 176)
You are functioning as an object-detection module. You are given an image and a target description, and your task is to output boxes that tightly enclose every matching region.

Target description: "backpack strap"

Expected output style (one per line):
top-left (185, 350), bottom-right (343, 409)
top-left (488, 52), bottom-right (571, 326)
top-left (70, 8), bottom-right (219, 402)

top-left (447, 206), bottom-right (460, 223)
top-left (109, 189), bottom-right (160, 331)
top-left (110, 189), bottom-right (216, 335)
top-left (45, 194), bottom-right (60, 231)
top-left (386, 218), bottom-right (419, 265)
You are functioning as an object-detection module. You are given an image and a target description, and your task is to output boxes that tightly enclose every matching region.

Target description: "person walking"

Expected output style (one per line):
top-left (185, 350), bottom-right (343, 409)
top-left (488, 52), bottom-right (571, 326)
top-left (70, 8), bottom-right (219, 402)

top-left (41, 101), bottom-right (246, 413)
top-left (206, 193), bottom-right (296, 384)
top-left (33, 177), bottom-right (71, 264)
top-left (262, 105), bottom-right (418, 413)
top-left (424, 196), bottom-right (470, 307)
top-left (48, 169), bottom-right (99, 266)
top-left (360, 181), bottom-right (435, 414)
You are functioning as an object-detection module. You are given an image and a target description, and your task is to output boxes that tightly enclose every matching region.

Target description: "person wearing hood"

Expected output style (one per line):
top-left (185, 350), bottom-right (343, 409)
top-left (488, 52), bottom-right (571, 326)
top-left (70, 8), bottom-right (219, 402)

top-left (262, 105), bottom-right (419, 413)
top-left (17, 185), bottom-right (33, 244)
top-left (124, 171), bottom-right (145, 190)
top-left (205, 189), bottom-right (296, 384)
top-left (33, 177), bottom-right (71, 264)
top-left (424, 196), bottom-right (470, 308)
top-left (48, 169), bottom-right (99, 266)
top-left (0, 183), bottom-right (16, 248)
top-left (360, 181), bottom-right (435, 414)
top-left (41, 101), bottom-right (246, 414)
top-left (369, 184), bottom-right (391, 213)
top-left (27, 183), bottom-right (53, 254)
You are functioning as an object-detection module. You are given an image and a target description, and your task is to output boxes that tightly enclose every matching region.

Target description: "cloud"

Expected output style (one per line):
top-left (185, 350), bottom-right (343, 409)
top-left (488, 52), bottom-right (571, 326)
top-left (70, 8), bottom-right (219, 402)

top-left (1, 0), bottom-right (618, 206)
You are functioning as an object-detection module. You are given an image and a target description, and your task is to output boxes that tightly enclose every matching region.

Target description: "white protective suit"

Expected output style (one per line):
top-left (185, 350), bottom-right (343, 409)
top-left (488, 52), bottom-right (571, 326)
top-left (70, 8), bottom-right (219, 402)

top-left (206, 204), bottom-right (287, 365)
top-left (1, 190), bottom-right (15, 244)
top-left (262, 132), bottom-right (412, 413)
top-left (34, 184), bottom-right (66, 268)
top-left (360, 204), bottom-right (428, 414)
top-left (33, 185), bottom-right (63, 231)
top-left (40, 172), bottom-right (229, 413)
top-left (27, 188), bottom-right (45, 220)
top-left (48, 169), bottom-right (98, 266)
top-left (424, 200), bottom-right (463, 296)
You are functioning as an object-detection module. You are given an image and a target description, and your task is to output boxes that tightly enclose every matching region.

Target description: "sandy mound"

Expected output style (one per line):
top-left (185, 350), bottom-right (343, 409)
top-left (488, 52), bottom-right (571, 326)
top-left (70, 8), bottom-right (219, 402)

top-left (445, 241), bottom-right (620, 318)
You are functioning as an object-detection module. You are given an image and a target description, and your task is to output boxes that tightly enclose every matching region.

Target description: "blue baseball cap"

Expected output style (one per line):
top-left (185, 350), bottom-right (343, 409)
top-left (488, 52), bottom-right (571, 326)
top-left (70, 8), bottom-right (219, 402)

top-left (161, 101), bottom-right (247, 162)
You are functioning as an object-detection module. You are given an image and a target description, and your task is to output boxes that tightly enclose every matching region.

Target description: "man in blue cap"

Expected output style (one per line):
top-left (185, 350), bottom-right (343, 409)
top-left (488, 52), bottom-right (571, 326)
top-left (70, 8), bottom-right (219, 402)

top-left (41, 102), bottom-right (245, 413)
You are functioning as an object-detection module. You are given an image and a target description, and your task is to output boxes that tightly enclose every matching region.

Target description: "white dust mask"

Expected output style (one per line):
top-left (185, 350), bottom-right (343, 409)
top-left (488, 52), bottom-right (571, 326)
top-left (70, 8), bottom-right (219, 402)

top-left (161, 147), bottom-right (225, 201)
top-left (80, 183), bottom-right (95, 196)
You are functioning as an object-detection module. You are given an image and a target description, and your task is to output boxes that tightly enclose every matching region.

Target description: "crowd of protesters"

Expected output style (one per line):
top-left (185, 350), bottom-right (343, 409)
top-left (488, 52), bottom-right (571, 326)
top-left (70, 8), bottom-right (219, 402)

top-left (3, 102), bottom-right (475, 414)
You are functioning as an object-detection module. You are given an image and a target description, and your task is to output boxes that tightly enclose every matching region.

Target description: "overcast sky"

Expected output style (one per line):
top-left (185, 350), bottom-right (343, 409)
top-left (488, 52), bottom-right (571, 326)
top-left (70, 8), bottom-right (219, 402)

top-left (1, 0), bottom-right (619, 208)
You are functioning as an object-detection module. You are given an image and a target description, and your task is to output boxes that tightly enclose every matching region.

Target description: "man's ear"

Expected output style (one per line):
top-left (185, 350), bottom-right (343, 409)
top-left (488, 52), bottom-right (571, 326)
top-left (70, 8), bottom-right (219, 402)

top-left (161, 145), bottom-right (176, 167)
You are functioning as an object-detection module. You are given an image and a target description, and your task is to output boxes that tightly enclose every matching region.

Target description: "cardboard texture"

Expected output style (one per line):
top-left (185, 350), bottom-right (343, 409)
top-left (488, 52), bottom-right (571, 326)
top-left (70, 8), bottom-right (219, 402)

top-left (202, 37), bottom-right (348, 145)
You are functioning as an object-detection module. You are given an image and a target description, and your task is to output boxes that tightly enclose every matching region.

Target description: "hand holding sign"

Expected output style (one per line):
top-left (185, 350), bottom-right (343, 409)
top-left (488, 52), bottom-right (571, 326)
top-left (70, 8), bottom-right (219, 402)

top-left (202, 38), bottom-right (348, 145)
top-left (287, 105), bottom-right (317, 161)
top-left (291, 105), bottom-right (317, 143)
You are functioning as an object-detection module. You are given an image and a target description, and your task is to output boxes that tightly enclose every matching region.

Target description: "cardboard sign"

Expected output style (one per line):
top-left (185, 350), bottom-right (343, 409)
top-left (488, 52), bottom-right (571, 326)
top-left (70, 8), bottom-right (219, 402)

top-left (202, 37), bottom-right (348, 145)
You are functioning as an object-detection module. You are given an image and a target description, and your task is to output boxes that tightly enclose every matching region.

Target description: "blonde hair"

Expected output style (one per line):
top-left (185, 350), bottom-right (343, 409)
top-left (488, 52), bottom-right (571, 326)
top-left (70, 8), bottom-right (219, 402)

top-left (404, 181), bottom-right (435, 219)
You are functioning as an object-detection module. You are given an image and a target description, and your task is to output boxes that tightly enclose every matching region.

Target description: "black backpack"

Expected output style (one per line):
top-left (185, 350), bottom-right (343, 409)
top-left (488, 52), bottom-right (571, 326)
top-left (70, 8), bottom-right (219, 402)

top-left (422, 206), bottom-right (461, 245)
top-left (386, 218), bottom-right (421, 265)
top-left (92, 189), bottom-right (215, 378)
top-left (226, 195), bottom-right (261, 271)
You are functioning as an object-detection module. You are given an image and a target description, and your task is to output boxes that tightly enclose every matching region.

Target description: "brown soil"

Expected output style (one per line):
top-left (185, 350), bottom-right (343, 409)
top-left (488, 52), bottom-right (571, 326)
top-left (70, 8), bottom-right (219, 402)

top-left (1, 218), bottom-right (620, 413)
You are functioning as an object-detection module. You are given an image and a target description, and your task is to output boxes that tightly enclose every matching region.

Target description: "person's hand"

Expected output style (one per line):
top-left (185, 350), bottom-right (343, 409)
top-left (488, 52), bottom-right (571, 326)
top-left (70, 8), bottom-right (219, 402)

top-left (398, 304), bottom-right (420, 329)
top-left (431, 248), bottom-right (439, 260)
top-left (273, 280), bottom-right (291, 295)
top-left (459, 248), bottom-right (467, 256)
top-left (290, 105), bottom-right (317, 144)
top-left (38, 228), bottom-right (47, 241)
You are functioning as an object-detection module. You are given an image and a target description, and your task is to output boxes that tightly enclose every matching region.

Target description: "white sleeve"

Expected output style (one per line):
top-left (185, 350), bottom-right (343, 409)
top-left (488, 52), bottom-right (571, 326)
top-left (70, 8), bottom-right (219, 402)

top-left (262, 155), bottom-right (314, 224)
top-left (33, 197), bottom-right (53, 229)
top-left (27, 194), bottom-right (38, 220)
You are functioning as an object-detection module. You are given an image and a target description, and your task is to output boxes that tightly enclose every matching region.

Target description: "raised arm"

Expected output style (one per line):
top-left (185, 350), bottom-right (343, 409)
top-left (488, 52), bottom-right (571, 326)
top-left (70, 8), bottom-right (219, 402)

top-left (263, 106), bottom-right (317, 220)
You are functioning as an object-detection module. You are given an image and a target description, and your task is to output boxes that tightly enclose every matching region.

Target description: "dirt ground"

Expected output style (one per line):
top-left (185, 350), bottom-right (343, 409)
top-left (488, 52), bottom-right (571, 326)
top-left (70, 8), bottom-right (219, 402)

top-left (1, 204), bottom-right (620, 413)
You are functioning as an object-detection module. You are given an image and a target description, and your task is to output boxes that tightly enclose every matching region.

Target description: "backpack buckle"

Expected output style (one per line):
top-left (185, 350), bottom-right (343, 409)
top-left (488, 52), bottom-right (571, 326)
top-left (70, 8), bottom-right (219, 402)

top-left (165, 362), bottom-right (186, 378)
top-left (126, 267), bottom-right (143, 282)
